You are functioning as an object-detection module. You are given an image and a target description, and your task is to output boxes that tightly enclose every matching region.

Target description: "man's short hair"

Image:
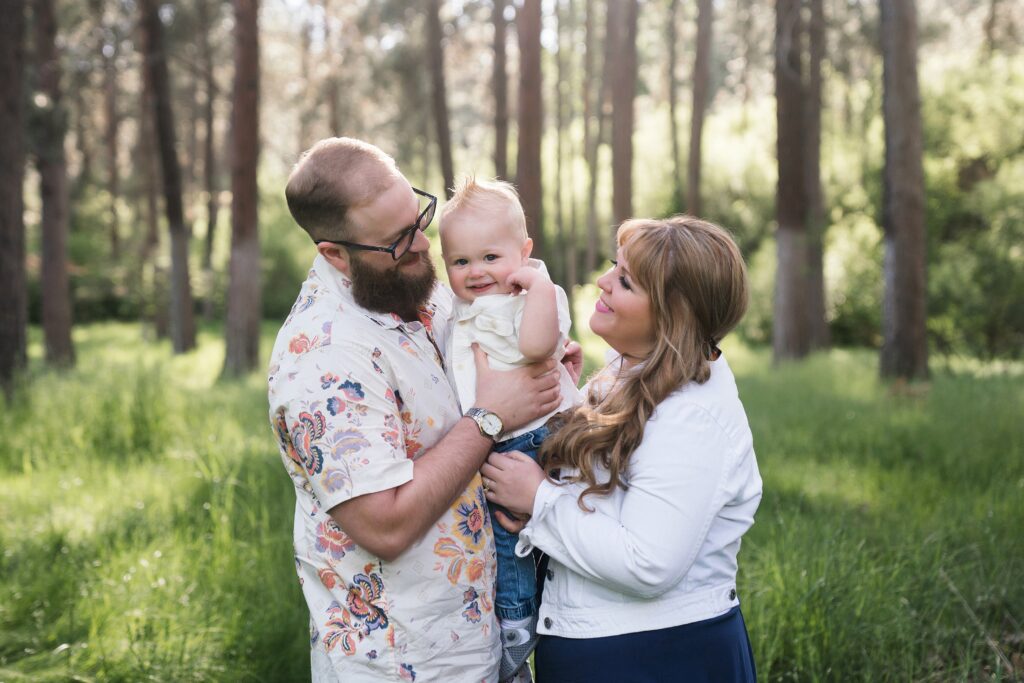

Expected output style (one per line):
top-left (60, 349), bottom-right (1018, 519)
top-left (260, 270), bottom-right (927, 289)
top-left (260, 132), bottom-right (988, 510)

top-left (285, 137), bottom-right (399, 242)
top-left (439, 176), bottom-right (529, 242)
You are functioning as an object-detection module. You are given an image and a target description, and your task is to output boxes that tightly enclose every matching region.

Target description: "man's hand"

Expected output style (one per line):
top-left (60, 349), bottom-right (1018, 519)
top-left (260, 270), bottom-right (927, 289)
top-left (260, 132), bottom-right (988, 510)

top-left (473, 344), bottom-right (560, 431)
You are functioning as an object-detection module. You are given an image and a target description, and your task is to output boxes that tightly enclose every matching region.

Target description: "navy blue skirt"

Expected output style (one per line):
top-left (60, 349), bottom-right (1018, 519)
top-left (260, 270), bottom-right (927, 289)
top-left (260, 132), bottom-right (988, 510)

top-left (534, 606), bottom-right (756, 683)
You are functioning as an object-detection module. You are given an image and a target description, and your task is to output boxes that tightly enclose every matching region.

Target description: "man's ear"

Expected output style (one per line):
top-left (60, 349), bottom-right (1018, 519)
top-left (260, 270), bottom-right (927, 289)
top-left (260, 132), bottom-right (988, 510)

top-left (317, 242), bottom-right (351, 277)
top-left (521, 237), bottom-right (534, 260)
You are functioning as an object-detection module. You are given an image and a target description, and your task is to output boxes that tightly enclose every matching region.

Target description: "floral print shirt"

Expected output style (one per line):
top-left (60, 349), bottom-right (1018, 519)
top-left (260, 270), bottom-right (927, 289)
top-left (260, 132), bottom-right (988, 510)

top-left (268, 255), bottom-right (500, 682)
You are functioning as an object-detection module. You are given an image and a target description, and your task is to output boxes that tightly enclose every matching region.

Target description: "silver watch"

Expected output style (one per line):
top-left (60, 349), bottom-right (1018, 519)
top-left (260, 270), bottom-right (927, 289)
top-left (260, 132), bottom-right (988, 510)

top-left (465, 407), bottom-right (503, 440)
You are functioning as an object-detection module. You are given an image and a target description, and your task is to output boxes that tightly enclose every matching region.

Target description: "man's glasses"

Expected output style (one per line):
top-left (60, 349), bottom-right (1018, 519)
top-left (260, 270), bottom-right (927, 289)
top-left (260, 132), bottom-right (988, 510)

top-left (316, 187), bottom-right (437, 261)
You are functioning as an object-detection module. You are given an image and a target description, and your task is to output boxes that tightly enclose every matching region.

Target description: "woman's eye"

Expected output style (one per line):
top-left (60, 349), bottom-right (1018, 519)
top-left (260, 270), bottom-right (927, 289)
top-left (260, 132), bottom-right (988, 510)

top-left (610, 259), bottom-right (618, 267)
top-left (619, 275), bottom-right (632, 291)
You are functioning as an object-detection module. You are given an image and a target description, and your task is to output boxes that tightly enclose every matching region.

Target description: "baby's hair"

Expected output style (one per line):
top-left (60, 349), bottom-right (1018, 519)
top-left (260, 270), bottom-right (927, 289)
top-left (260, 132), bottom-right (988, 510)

top-left (440, 176), bottom-right (528, 242)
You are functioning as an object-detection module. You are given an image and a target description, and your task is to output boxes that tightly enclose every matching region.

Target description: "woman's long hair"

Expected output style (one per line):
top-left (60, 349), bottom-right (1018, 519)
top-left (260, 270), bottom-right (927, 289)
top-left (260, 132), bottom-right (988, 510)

top-left (540, 216), bottom-right (749, 509)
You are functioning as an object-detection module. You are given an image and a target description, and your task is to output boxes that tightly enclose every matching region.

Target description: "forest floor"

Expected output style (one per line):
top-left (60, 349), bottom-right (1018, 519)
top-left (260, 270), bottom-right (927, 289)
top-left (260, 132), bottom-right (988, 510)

top-left (1, 322), bottom-right (1022, 681)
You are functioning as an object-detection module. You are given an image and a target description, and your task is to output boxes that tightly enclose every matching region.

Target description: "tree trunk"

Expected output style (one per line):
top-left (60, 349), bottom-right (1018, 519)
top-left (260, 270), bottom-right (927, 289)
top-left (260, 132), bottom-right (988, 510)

top-left (773, 0), bottom-right (810, 361)
top-left (298, 15), bottom-right (313, 155)
top-left (426, 0), bottom-right (455, 198)
top-left (667, 0), bottom-right (683, 211)
top-left (610, 0), bottom-right (638, 235)
top-left (198, 0), bottom-right (220, 321)
top-left (223, 0), bottom-right (262, 376)
top-left (565, 0), bottom-right (579, 315)
top-left (582, 0), bottom-right (601, 274)
top-left (322, 0), bottom-right (341, 135)
top-left (517, 0), bottom-right (544, 257)
top-left (0, 0), bottom-right (28, 392)
top-left (804, 0), bottom-right (829, 350)
top-left (32, 0), bottom-right (75, 366)
top-left (880, 0), bottom-right (928, 380)
top-left (686, 0), bottom-right (712, 216)
top-left (104, 36), bottom-right (120, 259)
top-left (554, 0), bottom-right (566, 287)
top-left (493, 0), bottom-right (508, 179)
top-left (140, 0), bottom-right (196, 353)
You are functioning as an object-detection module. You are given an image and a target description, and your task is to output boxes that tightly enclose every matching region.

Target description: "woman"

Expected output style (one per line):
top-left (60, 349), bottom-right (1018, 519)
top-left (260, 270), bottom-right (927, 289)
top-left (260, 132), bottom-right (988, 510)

top-left (481, 216), bottom-right (761, 682)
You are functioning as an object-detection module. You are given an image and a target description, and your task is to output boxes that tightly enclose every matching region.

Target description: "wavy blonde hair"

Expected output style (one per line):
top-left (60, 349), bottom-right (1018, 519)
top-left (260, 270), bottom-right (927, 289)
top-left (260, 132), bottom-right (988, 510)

top-left (540, 216), bottom-right (749, 508)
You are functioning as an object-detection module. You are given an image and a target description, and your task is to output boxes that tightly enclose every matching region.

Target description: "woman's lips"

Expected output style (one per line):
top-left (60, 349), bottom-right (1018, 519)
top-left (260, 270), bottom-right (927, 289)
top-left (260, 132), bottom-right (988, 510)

top-left (595, 299), bottom-right (612, 313)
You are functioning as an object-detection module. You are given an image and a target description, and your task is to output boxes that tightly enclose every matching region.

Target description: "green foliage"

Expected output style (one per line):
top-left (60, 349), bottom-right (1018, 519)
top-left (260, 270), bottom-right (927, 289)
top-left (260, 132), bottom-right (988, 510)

top-left (260, 187), bottom-right (315, 323)
top-left (2, 325), bottom-right (1021, 680)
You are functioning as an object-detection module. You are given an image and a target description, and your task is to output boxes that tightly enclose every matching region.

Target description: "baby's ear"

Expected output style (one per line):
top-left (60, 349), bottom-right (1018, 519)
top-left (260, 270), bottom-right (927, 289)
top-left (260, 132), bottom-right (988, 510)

top-left (521, 237), bottom-right (534, 260)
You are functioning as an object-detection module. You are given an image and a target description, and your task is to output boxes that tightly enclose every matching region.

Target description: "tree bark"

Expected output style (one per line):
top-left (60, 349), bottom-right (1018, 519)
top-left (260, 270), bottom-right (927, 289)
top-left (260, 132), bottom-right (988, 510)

top-left (517, 0), bottom-right (544, 257)
top-left (103, 33), bottom-right (120, 259)
top-left (554, 0), bottom-right (566, 287)
top-left (32, 0), bottom-right (75, 366)
top-left (322, 0), bottom-right (341, 135)
top-left (223, 0), bottom-right (262, 376)
top-left (582, 0), bottom-right (601, 274)
top-left (140, 0), bottom-right (197, 353)
top-left (493, 0), bottom-right (509, 179)
top-left (0, 0), bottom-right (28, 392)
top-left (565, 0), bottom-right (579, 313)
top-left (686, 0), bottom-right (713, 216)
top-left (198, 0), bottom-right (220, 321)
top-left (880, 0), bottom-right (928, 379)
top-left (610, 0), bottom-right (637, 234)
top-left (426, 0), bottom-right (455, 198)
top-left (773, 0), bottom-right (810, 361)
top-left (804, 0), bottom-right (829, 350)
top-left (667, 0), bottom-right (683, 211)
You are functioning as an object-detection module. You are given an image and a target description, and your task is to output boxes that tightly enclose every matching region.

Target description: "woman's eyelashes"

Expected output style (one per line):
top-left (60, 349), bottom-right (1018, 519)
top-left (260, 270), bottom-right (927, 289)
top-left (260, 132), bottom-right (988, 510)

top-left (609, 259), bottom-right (632, 291)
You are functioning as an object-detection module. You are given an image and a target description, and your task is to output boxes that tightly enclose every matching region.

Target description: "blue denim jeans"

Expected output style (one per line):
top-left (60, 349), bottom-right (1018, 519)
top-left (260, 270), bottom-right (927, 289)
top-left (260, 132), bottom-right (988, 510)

top-left (490, 425), bottom-right (549, 621)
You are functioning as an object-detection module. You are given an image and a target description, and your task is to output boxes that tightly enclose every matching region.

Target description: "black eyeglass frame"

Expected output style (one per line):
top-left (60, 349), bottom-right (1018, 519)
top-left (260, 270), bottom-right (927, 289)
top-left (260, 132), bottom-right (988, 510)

top-left (314, 187), bottom-right (437, 261)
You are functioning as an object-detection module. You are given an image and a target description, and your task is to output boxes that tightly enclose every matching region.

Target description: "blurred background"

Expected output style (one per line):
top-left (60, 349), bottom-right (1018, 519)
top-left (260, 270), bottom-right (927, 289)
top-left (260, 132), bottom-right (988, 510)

top-left (0, 0), bottom-right (1022, 680)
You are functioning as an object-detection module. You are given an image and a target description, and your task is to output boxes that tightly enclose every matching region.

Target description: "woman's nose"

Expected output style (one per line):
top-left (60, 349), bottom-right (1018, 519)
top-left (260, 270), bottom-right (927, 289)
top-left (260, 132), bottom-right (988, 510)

top-left (596, 270), bottom-right (612, 292)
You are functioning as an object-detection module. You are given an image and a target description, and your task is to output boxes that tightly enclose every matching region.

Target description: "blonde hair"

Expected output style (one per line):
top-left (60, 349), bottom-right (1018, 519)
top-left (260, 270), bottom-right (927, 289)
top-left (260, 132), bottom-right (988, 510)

top-left (285, 137), bottom-right (399, 242)
top-left (439, 176), bottom-right (528, 242)
top-left (540, 216), bottom-right (749, 509)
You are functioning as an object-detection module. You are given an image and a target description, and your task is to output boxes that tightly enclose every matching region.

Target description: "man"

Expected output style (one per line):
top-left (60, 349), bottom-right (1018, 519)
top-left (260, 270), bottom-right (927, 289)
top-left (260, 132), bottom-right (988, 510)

top-left (269, 138), bottom-right (567, 682)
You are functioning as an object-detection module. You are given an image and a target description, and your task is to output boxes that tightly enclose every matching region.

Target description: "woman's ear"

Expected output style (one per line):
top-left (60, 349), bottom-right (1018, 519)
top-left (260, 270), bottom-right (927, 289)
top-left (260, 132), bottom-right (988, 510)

top-left (521, 237), bottom-right (534, 260)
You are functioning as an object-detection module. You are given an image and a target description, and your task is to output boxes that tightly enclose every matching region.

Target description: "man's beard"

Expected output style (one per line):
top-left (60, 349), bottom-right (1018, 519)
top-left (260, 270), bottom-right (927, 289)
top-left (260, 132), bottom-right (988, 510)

top-left (349, 252), bottom-right (437, 321)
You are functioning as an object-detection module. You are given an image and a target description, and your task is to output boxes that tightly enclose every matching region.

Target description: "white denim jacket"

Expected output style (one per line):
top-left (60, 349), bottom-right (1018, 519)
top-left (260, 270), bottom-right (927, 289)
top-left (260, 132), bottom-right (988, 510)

top-left (516, 355), bottom-right (762, 638)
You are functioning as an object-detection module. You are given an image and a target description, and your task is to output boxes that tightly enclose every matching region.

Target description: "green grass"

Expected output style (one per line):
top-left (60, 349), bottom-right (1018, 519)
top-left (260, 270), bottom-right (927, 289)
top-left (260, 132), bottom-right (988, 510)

top-left (1, 323), bottom-right (1021, 681)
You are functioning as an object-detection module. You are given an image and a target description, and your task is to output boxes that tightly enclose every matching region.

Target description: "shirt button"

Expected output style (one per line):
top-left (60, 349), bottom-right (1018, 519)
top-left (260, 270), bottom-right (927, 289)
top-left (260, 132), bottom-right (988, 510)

top-left (546, 569), bottom-right (554, 580)
top-left (729, 589), bottom-right (737, 600)
top-left (543, 617), bottom-right (553, 629)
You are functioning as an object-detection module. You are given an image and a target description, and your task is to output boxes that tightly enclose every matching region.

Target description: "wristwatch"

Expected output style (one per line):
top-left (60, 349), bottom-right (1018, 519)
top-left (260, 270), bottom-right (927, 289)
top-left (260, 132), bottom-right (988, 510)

top-left (465, 407), bottom-right (503, 440)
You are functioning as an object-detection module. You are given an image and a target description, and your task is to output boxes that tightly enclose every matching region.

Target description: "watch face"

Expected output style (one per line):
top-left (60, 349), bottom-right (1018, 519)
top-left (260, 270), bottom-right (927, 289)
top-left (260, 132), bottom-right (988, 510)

top-left (481, 413), bottom-right (502, 435)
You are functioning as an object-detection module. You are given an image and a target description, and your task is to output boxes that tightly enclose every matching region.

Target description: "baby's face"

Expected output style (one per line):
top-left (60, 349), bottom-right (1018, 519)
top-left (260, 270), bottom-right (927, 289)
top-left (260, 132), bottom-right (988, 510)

top-left (441, 207), bottom-right (529, 302)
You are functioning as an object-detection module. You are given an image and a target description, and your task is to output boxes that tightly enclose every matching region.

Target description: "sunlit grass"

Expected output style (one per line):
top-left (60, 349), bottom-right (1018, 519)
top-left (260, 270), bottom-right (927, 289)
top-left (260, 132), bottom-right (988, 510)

top-left (2, 322), bottom-right (1021, 681)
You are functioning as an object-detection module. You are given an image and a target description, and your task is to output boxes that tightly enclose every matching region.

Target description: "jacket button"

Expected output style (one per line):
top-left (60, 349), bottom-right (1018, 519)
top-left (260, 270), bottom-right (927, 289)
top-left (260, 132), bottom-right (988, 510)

top-left (729, 589), bottom-right (737, 600)
top-left (543, 617), bottom-right (553, 629)
top-left (546, 569), bottom-right (554, 580)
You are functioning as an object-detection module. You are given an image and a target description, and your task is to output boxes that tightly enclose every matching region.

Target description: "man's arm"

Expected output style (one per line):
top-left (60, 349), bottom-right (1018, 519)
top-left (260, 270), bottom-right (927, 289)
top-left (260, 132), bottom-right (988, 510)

top-left (508, 266), bottom-right (561, 361)
top-left (329, 348), bottom-right (561, 561)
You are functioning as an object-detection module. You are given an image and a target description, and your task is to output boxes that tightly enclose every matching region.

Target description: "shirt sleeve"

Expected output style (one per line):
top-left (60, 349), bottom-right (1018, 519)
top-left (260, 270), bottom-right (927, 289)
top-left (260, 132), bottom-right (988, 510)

top-left (516, 400), bottom-right (738, 599)
top-left (276, 342), bottom-right (414, 512)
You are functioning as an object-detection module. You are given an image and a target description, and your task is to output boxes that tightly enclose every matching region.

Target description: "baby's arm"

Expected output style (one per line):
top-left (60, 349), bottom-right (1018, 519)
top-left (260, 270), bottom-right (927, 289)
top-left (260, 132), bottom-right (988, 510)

top-left (507, 266), bottom-right (561, 361)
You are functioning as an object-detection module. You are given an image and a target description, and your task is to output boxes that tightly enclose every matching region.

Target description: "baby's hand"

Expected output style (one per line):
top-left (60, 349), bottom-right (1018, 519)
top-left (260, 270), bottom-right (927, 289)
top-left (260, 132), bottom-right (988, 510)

top-left (505, 265), bottom-right (549, 294)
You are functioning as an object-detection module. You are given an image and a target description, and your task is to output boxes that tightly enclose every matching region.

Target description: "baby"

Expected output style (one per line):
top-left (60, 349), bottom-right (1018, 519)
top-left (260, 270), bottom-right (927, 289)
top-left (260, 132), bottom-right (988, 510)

top-left (439, 176), bottom-right (580, 681)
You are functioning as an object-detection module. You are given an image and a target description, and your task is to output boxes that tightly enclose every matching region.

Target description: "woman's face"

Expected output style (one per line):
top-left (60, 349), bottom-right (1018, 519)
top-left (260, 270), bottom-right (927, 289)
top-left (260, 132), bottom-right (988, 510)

top-left (590, 251), bottom-right (655, 363)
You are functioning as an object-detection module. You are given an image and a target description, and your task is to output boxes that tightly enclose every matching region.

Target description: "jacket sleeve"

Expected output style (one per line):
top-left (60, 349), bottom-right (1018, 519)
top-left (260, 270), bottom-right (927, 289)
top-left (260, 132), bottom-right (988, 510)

top-left (516, 400), bottom-right (741, 598)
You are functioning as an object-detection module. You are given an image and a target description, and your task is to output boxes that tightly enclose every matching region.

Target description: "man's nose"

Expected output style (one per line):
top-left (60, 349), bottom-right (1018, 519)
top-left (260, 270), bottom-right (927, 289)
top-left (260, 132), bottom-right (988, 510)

top-left (409, 229), bottom-right (430, 252)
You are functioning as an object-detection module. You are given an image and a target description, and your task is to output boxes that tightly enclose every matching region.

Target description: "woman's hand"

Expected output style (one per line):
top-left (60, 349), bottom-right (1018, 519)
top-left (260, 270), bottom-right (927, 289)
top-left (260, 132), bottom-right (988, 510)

top-left (481, 450), bottom-right (546, 517)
